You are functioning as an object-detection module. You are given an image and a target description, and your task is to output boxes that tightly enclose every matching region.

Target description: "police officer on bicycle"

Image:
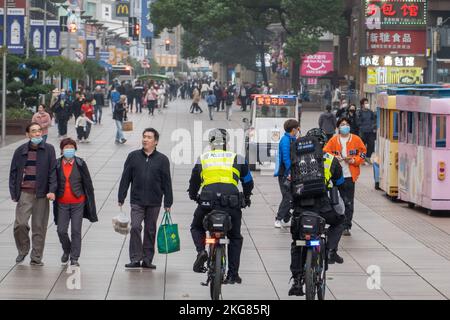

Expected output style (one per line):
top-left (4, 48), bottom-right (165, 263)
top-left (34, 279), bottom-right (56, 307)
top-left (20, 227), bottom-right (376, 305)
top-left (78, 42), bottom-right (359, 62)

top-left (189, 128), bottom-right (254, 284)
top-left (289, 128), bottom-right (346, 296)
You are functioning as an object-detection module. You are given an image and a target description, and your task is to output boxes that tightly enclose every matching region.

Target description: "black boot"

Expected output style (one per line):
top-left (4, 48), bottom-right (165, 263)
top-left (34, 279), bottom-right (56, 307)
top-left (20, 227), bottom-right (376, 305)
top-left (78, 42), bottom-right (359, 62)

top-left (193, 250), bottom-right (208, 273)
top-left (328, 250), bottom-right (344, 264)
top-left (288, 277), bottom-right (304, 296)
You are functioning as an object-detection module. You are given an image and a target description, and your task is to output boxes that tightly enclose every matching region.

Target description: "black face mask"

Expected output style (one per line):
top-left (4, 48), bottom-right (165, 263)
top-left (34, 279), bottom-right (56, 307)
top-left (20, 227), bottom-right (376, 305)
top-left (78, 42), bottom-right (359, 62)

top-left (349, 110), bottom-right (355, 113)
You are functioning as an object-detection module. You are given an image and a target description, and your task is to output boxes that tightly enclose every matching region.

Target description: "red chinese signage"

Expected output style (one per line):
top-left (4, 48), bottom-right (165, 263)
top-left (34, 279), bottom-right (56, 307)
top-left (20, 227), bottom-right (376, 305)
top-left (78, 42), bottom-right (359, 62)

top-left (365, 0), bottom-right (427, 27)
top-left (255, 95), bottom-right (296, 106)
top-left (367, 30), bottom-right (426, 54)
top-left (300, 52), bottom-right (334, 77)
top-left (0, 0), bottom-right (26, 8)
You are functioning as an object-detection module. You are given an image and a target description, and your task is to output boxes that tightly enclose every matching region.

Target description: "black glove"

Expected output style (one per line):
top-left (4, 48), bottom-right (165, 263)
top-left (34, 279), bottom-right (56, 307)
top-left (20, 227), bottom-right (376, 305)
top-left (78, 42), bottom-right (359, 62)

top-left (189, 193), bottom-right (199, 202)
top-left (244, 196), bottom-right (251, 208)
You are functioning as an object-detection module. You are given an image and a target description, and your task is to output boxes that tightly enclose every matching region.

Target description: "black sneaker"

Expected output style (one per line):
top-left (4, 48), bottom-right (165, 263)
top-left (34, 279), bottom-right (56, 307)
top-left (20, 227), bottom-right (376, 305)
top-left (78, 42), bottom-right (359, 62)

top-left (193, 250), bottom-right (208, 273)
top-left (61, 253), bottom-right (70, 264)
top-left (342, 229), bottom-right (351, 236)
top-left (70, 260), bottom-right (80, 267)
top-left (125, 261), bottom-right (141, 269)
top-left (16, 254), bottom-right (26, 263)
top-left (142, 261), bottom-right (156, 269)
top-left (328, 250), bottom-right (344, 264)
top-left (288, 277), bottom-right (304, 296)
top-left (223, 273), bottom-right (242, 285)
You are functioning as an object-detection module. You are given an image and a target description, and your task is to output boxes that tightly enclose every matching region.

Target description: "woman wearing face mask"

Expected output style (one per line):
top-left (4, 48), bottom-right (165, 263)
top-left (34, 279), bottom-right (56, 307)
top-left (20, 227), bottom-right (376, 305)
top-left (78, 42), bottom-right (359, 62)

top-left (323, 118), bottom-right (367, 236)
top-left (32, 104), bottom-right (51, 143)
top-left (54, 138), bottom-right (98, 267)
top-left (346, 104), bottom-right (360, 135)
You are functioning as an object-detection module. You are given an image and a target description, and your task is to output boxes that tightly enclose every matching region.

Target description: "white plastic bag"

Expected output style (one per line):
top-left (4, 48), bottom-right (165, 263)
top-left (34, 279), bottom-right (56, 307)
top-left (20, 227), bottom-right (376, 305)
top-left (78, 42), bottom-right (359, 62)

top-left (112, 207), bottom-right (130, 235)
top-left (333, 190), bottom-right (345, 216)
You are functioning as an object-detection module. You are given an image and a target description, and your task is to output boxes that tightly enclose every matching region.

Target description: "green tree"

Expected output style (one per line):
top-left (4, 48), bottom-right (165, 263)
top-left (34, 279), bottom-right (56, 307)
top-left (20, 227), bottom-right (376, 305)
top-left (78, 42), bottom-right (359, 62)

top-left (48, 56), bottom-right (86, 80)
top-left (151, 0), bottom-right (345, 87)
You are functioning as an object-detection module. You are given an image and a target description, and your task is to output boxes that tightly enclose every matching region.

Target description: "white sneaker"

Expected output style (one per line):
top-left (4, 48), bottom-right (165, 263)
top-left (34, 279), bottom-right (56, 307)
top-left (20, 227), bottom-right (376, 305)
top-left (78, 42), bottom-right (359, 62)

top-left (274, 220), bottom-right (282, 228)
top-left (281, 219), bottom-right (291, 228)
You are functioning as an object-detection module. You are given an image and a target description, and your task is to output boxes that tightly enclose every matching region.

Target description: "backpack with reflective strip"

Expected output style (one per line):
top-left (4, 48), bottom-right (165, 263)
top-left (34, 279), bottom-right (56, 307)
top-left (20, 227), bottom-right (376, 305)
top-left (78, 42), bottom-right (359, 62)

top-left (290, 136), bottom-right (327, 198)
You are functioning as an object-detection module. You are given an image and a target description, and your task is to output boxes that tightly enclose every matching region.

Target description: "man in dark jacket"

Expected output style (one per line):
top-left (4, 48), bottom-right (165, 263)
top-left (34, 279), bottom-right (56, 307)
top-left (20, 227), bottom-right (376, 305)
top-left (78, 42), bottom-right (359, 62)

top-left (118, 128), bottom-right (173, 269)
top-left (318, 105), bottom-right (337, 141)
top-left (71, 91), bottom-right (84, 123)
top-left (9, 123), bottom-right (57, 266)
top-left (54, 138), bottom-right (97, 266)
top-left (93, 86), bottom-right (105, 124)
top-left (358, 98), bottom-right (376, 161)
top-left (133, 81), bottom-right (144, 113)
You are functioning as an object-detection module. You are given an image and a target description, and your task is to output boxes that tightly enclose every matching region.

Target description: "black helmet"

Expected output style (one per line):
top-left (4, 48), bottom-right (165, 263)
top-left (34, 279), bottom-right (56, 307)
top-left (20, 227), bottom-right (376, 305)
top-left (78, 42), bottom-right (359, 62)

top-left (306, 128), bottom-right (328, 147)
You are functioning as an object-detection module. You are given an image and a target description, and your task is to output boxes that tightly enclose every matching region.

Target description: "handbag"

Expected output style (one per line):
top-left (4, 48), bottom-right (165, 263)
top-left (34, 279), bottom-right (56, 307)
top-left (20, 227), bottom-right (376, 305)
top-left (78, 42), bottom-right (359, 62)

top-left (122, 120), bottom-right (133, 131)
top-left (157, 211), bottom-right (180, 254)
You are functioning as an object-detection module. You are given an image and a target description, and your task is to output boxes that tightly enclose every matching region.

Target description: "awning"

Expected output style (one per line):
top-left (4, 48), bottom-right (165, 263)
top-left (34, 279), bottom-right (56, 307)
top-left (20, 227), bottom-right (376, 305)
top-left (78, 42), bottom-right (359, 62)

top-left (97, 60), bottom-right (112, 71)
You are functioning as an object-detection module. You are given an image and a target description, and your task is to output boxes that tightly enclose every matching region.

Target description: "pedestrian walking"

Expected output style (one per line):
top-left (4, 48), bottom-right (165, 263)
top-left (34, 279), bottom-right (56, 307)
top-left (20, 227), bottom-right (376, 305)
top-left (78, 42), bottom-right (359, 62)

top-left (118, 128), bottom-right (173, 269)
top-left (190, 88), bottom-right (203, 113)
top-left (273, 119), bottom-right (299, 228)
top-left (75, 110), bottom-right (94, 143)
top-left (54, 97), bottom-right (72, 139)
top-left (225, 90), bottom-right (234, 121)
top-left (54, 138), bottom-right (97, 267)
top-left (358, 98), bottom-right (376, 162)
top-left (113, 95), bottom-right (127, 144)
top-left (9, 123), bottom-right (57, 266)
top-left (32, 104), bottom-right (51, 143)
top-left (134, 81), bottom-right (144, 113)
top-left (347, 104), bottom-right (360, 135)
top-left (110, 87), bottom-right (121, 114)
top-left (323, 117), bottom-right (367, 236)
top-left (81, 98), bottom-right (95, 141)
top-left (71, 91), bottom-right (84, 123)
top-left (145, 83), bottom-right (158, 116)
top-left (239, 84), bottom-right (248, 111)
top-left (206, 90), bottom-right (217, 120)
top-left (93, 86), bottom-right (105, 124)
top-left (318, 105), bottom-right (337, 141)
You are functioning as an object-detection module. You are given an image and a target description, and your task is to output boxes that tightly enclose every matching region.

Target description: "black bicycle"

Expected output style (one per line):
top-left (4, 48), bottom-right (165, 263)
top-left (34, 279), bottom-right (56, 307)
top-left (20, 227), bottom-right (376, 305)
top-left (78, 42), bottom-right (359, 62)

top-left (293, 211), bottom-right (328, 300)
top-left (200, 210), bottom-right (232, 300)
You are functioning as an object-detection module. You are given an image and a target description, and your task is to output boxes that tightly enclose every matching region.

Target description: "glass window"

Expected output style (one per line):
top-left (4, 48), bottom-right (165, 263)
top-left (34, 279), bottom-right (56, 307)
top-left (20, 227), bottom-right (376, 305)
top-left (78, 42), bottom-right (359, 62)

top-left (436, 115), bottom-right (447, 148)
top-left (87, 2), bottom-right (97, 17)
top-left (393, 111), bottom-right (399, 141)
top-left (428, 114), bottom-right (432, 147)
top-left (418, 113), bottom-right (426, 146)
top-left (255, 104), bottom-right (296, 118)
top-left (407, 112), bottom-right (413, 144)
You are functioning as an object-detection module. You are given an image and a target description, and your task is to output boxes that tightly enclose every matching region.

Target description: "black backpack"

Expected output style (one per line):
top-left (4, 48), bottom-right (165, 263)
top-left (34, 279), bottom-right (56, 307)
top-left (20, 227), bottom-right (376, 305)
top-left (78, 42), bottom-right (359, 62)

top-left (290, 136), bottom-right (327, 198)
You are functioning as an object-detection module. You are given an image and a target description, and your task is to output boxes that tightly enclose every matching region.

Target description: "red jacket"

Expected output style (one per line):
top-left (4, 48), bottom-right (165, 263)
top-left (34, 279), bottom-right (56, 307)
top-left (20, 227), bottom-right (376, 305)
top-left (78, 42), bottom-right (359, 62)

top-left (323, 134), bottom-right (367, 182)
top-left (81, 103), bottom-right (94, 120)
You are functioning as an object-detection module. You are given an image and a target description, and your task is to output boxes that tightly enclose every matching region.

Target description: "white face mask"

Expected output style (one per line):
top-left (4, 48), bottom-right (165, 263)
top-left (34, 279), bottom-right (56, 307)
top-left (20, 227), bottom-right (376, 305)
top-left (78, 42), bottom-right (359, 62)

top-left (364, 103), bottom-right (370, 108)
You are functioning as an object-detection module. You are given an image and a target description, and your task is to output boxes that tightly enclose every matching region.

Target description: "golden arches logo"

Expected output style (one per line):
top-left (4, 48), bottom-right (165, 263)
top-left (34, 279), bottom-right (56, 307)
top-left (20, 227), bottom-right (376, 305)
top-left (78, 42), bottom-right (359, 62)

top-left (116, 3), bottom-right (129, 16)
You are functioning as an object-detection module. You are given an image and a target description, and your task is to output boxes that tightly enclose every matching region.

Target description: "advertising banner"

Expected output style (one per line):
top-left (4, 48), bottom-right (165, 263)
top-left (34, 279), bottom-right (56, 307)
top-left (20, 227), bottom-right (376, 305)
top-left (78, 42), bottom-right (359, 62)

top-left (86, 39), bottom-right (96, 59)
top-left (365, 0), bottom-right (427, 28)
top-left (30, 20), bottom-right (44, 53)
top-left (300, 52), bottom-right (334, 77)
top-left (46, 20), bottom-right (60, 56)
top-left (141, 0), bottom-right (154, 38)
top-left (367, 30), bottom-right (426, 54)
top-left (6, 8), bottom-right (25, 54)
top-left (113, 1), bottom-right (130, 19)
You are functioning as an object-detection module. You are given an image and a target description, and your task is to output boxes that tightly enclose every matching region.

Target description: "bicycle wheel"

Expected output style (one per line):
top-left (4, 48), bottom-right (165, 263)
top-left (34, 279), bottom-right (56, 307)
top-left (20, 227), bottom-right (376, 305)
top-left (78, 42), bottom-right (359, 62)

top-left (317, 244), bottom-right (327, 300)
top-left (304, 248), bottom-right (317, 300)
top-left (210, 245), bottom-right (223, 300)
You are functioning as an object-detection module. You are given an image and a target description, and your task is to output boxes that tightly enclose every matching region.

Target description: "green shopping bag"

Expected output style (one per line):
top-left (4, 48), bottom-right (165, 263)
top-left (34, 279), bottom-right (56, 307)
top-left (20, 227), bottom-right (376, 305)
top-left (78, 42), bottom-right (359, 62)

top-left (157, 211), bottom-right (180, 254)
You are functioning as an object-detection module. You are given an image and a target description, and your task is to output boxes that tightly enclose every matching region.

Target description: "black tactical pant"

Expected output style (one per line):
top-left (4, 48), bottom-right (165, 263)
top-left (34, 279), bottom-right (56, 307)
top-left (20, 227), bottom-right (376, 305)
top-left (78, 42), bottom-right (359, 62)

top-left (290, 209), bottom-right (345, 278)
top-left (191, 205), bottom-right (243, 276)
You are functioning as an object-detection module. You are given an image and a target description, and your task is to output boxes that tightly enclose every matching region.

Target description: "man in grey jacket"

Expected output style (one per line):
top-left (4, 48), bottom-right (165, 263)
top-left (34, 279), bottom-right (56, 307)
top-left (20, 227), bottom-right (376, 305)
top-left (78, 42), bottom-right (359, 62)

top-left (318, 105), bottom-right (337, 141)
top-left (358, 98), bottom-right (376, 162)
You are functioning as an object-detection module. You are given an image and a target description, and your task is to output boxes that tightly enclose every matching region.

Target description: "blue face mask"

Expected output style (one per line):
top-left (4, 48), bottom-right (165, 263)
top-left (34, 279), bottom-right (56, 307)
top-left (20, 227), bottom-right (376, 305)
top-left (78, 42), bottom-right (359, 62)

top-left (63, 148), bottom-right (76, 159)
top-left (339, 125), bottom-right (351, 135)
top-left (30, 137), bottom-right (43, 145)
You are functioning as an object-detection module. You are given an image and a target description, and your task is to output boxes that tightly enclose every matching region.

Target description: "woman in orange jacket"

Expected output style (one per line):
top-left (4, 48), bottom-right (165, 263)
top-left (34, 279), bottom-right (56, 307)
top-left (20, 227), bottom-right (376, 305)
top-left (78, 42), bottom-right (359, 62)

top-left (323, 117), bottom-right (367, 236)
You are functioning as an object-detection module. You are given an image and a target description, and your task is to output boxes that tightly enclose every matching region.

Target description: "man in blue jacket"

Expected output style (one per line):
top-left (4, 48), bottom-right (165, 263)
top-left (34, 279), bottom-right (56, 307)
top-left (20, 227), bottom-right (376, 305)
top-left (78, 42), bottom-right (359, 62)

top-left (274, 119), bottom-right (299, 228)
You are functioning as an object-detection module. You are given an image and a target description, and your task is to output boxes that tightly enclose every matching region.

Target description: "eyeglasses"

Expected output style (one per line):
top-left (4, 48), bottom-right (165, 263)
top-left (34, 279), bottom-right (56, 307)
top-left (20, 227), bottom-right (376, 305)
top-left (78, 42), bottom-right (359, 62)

top-left (30, 129), bottom-right (42, 134)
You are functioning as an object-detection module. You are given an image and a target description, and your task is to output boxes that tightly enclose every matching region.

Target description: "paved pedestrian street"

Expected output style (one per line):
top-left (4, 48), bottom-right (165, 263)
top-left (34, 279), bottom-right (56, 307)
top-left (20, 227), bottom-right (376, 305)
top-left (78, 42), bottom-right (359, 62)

top-left (0, 99), bottom-right (449, 300)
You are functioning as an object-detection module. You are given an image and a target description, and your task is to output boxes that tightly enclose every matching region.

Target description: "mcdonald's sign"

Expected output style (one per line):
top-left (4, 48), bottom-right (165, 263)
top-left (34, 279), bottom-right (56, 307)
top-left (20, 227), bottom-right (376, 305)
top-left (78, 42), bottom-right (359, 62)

top-left (114, 2), bottom-right (130, 18)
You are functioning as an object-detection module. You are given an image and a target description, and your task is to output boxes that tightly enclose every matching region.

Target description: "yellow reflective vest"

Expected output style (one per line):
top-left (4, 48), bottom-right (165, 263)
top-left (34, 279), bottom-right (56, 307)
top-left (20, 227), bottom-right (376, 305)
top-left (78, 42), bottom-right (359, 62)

top-left (323, 153), bottom-right (334, 188)
top-left (200, 150), bottom-right (240, 187)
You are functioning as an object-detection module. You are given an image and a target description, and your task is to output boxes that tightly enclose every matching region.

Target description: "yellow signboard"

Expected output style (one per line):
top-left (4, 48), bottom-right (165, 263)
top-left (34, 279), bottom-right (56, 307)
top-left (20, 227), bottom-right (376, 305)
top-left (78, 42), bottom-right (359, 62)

top-left (368, 67), bottom-right (423, 85)
top-left (108, 46), bottom-right (117, 65)
top-left (115, 2), bottom-right (130, 17)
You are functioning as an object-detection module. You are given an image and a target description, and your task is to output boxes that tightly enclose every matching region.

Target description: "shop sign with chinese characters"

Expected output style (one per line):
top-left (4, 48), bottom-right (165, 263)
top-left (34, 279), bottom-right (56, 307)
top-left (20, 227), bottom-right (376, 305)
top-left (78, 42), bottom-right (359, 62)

top-left (365, 0), bottom-right (427, 27)
top-left (360, 55), bottom-right (426, 68)
top-left (367, 30), bottom-right (425, 54)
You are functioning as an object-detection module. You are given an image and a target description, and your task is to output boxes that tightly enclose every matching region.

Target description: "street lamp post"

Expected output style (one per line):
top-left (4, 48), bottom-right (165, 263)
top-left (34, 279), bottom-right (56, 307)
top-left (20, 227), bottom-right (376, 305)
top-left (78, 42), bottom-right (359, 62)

top-left (2, 0), bottom-right (7, 146)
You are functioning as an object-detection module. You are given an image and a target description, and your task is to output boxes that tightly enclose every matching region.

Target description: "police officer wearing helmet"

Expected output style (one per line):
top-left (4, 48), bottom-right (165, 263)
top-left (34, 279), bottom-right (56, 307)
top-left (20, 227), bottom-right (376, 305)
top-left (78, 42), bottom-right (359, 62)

top-left (189, 128), bottom-right (254, 284)
top-left (288, 128), bottom-right (346, 296)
